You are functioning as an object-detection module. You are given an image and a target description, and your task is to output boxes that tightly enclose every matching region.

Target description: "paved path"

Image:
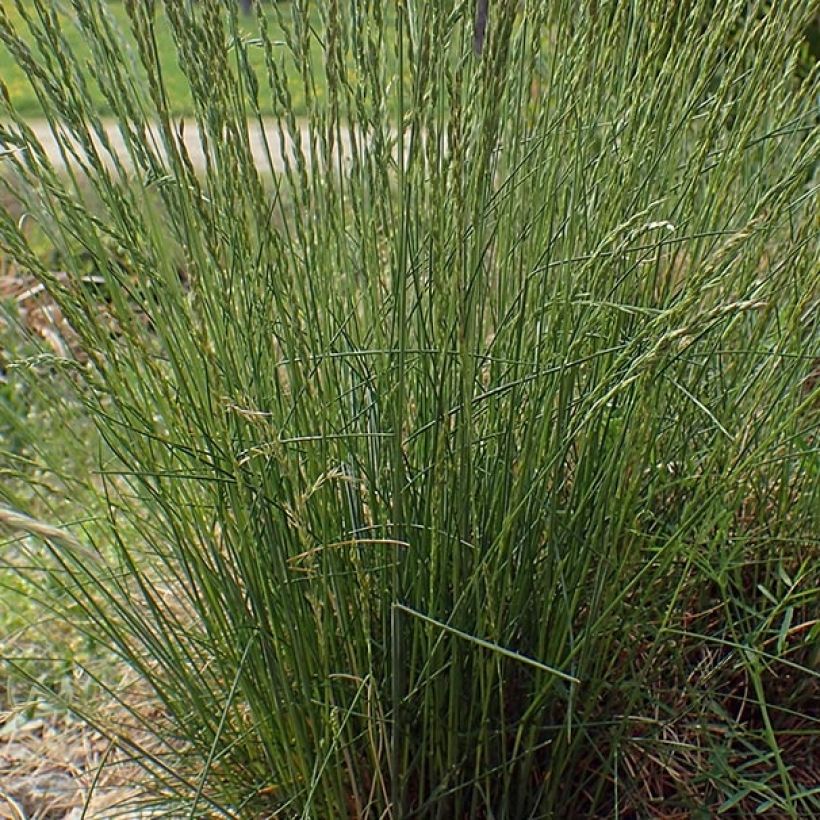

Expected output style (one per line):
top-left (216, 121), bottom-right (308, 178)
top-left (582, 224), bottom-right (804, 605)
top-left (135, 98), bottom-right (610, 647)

top-left (1, 118), bottom-right (365, 174)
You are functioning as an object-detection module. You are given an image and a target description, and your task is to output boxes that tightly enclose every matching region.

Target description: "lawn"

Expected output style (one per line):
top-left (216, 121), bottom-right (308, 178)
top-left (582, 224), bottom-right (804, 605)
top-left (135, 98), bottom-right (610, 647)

top-left (0, 1), bottom-right (330, 117)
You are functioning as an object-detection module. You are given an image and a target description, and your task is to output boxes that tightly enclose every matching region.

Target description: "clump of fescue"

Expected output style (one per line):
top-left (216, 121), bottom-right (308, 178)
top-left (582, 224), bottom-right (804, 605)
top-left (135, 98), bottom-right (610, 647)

top-left (0, 0), bottom-right (818, 816)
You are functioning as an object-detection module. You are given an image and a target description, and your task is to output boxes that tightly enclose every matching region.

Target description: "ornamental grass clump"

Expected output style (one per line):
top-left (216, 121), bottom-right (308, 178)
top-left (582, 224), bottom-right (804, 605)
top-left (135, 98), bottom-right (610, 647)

top-left (0, 0), bottom-right (818, 816)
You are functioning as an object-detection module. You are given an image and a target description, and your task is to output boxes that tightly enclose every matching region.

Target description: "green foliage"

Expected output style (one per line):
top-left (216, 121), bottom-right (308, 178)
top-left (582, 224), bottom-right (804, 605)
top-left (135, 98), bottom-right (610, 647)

top-left (0, 0), bottom-right (818, 816)
top-left (0, 0), bottom-right (330, 116)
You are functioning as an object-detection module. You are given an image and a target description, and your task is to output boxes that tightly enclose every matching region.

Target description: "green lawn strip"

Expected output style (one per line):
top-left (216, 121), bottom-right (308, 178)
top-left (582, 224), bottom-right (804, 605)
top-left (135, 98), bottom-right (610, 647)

top-left (0, 1), bottom-right (329, 117)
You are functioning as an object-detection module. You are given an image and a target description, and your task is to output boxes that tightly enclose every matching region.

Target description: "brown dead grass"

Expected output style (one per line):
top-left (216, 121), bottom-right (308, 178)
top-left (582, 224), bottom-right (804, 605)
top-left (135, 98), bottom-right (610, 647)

top-left (0, 698), bottom-right (144, 820)
top-left (0, 268), bottom-right (86, 362)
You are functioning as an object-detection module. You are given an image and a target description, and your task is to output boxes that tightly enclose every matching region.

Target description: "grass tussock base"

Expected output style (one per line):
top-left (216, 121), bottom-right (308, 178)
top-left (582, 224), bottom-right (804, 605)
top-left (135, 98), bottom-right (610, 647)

top-left (0, 0), bottom-right (818, 817)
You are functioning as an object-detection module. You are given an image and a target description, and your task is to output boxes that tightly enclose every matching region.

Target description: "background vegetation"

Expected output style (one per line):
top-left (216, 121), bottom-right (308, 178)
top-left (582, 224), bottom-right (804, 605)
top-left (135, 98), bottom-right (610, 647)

top-left (0, 0), bottom-right (333, 116)
top-left (1, 0), bottom-right (818, 817)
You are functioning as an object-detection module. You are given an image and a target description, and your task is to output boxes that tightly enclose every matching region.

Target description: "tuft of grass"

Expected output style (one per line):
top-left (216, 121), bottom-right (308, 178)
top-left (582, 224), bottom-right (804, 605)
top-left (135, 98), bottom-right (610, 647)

top-left (1, 0), bottom-right (818, 816)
